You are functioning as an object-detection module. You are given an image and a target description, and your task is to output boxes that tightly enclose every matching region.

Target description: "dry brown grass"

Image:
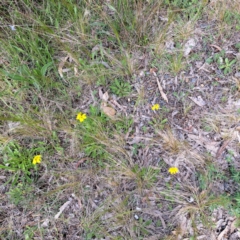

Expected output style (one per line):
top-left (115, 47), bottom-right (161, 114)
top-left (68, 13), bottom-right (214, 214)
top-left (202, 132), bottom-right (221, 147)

top-left (157, 129), bottom-right (187, 155)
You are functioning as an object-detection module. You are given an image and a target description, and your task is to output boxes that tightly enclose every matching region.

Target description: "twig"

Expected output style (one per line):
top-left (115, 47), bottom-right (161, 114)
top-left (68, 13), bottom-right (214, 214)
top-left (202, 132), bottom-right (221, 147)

top-left (54, 198), bottom-right (72, 219)
top-left (216, 139), bottom-right (231, 159)
top-left (153, 72), bottom-right (168, 103)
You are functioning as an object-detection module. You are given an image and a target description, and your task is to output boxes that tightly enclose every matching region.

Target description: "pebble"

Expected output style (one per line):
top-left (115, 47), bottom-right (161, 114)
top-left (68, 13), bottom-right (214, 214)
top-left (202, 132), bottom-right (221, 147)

top-left (134, 214), bottom-right (139, 220)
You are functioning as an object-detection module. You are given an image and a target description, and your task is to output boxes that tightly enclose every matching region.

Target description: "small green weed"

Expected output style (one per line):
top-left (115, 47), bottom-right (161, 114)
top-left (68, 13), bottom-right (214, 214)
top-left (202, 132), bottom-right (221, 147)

top-left (224, 156), bottom-right (240, 214)
top-left (76, 105), bottom-right (132, 162)
top-left (221, 95), bottom-right (228, 103)
top-left (173, 91), bottom-right (187, 101)
top-left (196, 162), bottom-right (240, 224)
top-left (132, 143), bottom-right (143, 156)
top-left (24, 226), bottom-right (38, 240)
top-left (114, 117), bottom-right (133, 134)
top-left (167, 52), bottom-right (186, 75)
top-left (206, 51), bottom-right (224, 65)
top-left (150, 118), bottom-right (168, 130)
top-left (235, 42), bottom-right (240, 51)
top-left (163, 0), bottom-right (205, 20)
top-left (224, 9), bottom-right (240, 30)
top-left (0, 141), bottom-right (44, 182)
top-left (110, 79), bottom-right (132, 97)
top-left (206, 50), bottom-right (236, 75)
top-left (228, 169), bottom-right (240, 226)
top-left (219, 58), bottom-right (236, 75)
top-left (77, 106), bottom-right (109, 161)
top-left (164, 0), bottom-right (199, 8)
top-left (131, 164), bottom-right (159, 189)
top-left (198, 164), bottom-right (226, 191)
top-left (7, 183), bottom-right (34, 206)
top-left (133, 217), bottom-right (152, 238)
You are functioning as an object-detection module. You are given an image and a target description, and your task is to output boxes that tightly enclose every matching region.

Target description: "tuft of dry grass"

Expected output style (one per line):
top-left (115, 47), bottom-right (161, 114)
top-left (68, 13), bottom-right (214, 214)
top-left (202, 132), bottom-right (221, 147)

top-left (157, 129), bottom-right (188, 155)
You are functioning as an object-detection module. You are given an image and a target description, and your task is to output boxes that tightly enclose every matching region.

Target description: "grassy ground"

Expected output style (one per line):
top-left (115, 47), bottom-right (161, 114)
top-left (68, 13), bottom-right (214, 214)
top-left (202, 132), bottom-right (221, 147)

top-left (1, 0), bottom-right (240, 239)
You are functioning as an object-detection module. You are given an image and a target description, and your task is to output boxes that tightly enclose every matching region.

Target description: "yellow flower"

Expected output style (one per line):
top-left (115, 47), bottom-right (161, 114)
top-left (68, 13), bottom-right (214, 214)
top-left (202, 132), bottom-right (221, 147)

top-left (168, 167), bottom-right (179, 175)
top-left (32, 155), bottom-right (42, 165)
top-left (76, 112), bottom-right (87, 122)
top-left (151, 104), bottom-right (160, 111)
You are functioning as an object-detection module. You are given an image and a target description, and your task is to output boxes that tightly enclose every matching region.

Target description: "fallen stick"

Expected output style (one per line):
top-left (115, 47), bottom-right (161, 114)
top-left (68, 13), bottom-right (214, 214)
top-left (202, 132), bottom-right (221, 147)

top-left (153, 72), bottom-right (168, 103)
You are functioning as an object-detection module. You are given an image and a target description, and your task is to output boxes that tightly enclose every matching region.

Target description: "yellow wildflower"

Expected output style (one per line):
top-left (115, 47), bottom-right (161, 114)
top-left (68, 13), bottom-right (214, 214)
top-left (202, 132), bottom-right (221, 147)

top-left (76, 112), bottom-right (87, 122)
top-left (151, 104), bottom-right (160, 111)
top-left (168, 167), bottom-right (179, 175)
top-left (32, 155), bottom-right (42, 165)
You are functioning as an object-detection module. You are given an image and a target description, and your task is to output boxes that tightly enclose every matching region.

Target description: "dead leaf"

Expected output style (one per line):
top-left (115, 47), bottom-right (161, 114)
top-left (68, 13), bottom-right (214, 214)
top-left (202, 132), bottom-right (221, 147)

top-left (184, 38), bottom-right (197, 56)
top-left (41, 218), bottom-right (50, 228)
top-left (210, 44), bottom-right (222, 52)
top-left (150, 67), bottom-right (158, 73)
top-left (189, 96), bottom-right (206, 107)
top-left (230, 219), bottom-right (237, 233)
top-left (198, 63), bottom-right (211, 73)
top-left (74, 66), bottom-right (78, 76)
top-left (99, 88), bottom-right (103, 99)
top-left (176, 215), bottom-right (189, 239)
top-left (127, 136), bottom-right (142, 145)
top-left (99, 89), bottom-right (109, 102)
top-left (216, 139), bottom-right (231, 159)
top-left (8, 121), bottom-right (21, 132)
top-left (109, 99), bottom-right (127, 113)
top-left (102, 92), bottom-right (109, 102)
top-left (101, 106), bottom-right (116, 118)
top-left (188, 134), bottom-right (219, 154)
top-left (58, 56), bottom-right (69, 78)
top-left (71, 193), bottom-right (82, 209)
top-left (74, 157), bottom-right (91, 168)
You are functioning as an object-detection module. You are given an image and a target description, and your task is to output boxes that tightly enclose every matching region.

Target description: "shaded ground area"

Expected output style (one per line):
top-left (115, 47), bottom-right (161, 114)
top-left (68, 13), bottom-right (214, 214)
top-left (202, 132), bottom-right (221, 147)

top-left (1, 0), bottom-right (240, 239)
